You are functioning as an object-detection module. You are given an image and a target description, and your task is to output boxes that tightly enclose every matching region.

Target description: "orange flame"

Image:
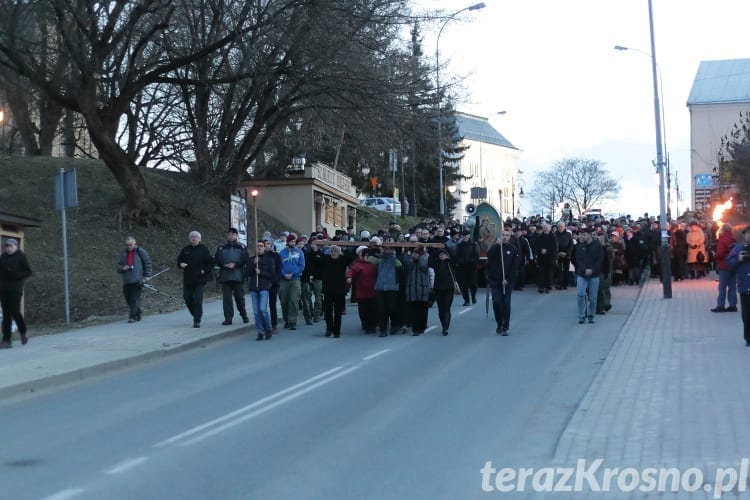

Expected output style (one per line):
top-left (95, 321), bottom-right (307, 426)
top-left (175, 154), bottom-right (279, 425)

top-left (712, 197), bottom-right (733, 222)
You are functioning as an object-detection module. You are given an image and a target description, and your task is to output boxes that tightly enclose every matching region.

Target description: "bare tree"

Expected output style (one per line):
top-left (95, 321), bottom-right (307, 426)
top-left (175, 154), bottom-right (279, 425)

top-left (0, 0), bottom-right (298, 222)
top-left (529, 158), bottom-right (619, 218)
top-left (719, 111), bottom-right (750, 211)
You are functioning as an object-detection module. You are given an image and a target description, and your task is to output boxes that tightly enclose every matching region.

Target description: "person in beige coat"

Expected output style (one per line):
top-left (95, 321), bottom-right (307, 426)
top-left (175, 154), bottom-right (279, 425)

top-left (686, 220), bottom-right (707, 279)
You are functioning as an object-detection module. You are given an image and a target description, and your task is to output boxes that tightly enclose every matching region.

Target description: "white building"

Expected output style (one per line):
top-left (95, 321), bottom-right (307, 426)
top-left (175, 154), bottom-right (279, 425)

top-left (687, 58), bottom-right (750, 211)
top-left (452, 112), bottom-right (522, 221)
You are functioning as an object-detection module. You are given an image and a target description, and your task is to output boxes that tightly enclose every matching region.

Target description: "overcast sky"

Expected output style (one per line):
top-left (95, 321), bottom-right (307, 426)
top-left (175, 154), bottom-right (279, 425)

top-left (416, 0), bottom-right (750, 218)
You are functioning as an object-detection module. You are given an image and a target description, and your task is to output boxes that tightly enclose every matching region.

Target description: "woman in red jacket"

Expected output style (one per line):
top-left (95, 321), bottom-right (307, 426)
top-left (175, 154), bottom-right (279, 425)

top-left (347, 246), bottom-right (378, 334)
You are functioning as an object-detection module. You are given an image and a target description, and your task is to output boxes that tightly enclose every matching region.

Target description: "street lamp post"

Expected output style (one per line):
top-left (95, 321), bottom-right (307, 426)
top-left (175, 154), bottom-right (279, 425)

top-left (614, 12), bottom-right (672, 298)
top-left (436, 2), bottom-right (486, 220)
top-left (250, 188), bottom-right (259, 288)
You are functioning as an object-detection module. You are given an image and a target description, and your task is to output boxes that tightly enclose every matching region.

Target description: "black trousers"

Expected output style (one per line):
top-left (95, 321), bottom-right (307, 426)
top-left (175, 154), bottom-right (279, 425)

top-left (457, 268), bottom-right (477, 303)
top-left (357, 297), bottom-right (378, 332)
top-left (741, 293), bottom-right (750, 344)
top-left (491, 281), bottom-right (513, 329)
top-left (537, 258), bottom-right (553, 290)
top-left (269, 283), bottom-right (280, 328)
top-left (183, 283), bottom-right (205, 322)
top-left (221, 282), bottom-right (247, 321)
top-left (408, 301), bottom-right (430, 333)
top-left (556, 258), bottom-right (571, 288)
top-left (376, 290), bottom-right (400, 333)
top-left (1, 291), bottom-right (26, 342)
top-left (434, 289), bottom-right (454, 331)
top-left (323, 291), bottom-right (346, 335)
top-left (123, 283), bottom-right (143, 320)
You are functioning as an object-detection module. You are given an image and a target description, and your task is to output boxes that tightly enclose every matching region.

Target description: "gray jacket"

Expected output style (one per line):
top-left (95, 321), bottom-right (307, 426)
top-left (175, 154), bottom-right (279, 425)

top-left (117, 247), bottom-right (153, 285)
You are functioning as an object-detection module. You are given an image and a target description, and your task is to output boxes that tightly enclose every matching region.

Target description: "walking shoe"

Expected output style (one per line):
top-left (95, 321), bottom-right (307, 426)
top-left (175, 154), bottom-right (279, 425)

top-left (0, 341), bottom-right (11, 349)
top-left (264, 333), bottom-right (272, 340)
top-left (333, 333), bottom-right (341, 338)
top-left (283, 322), bottom-right (290, 329)
top-left (472, 297), bottom-right (477, 304)
top-left (20, 333), bottom-right (28, 345)
top-left (578, 317), bottom-right (585, 324)
top-left (442, 329), bottom-right (448, 336)
top-left (379, 332), bottom-right (388, 337)
top-left (242, 314), bottom-right (250, 324)
top-left (604, 304), bottom-right (612, 311)
top-left (496, 326), bottom-right (503, 334)
top-left (596, 310), bottom-right (605, 315)
top-left (136, 312), bottom-right (142, 321)
top-left (306, 320), bottom-right (313, 325)
top-left (463, 301), bottom-right (470, 306)
top-left (710, 307), bottom-right (726, 313)
top-left (289, 324), bottom-right (297, 330)
top-left (588, 316), bottom-right (595, 324)
top-left (193, 322), bottom-right (201, 328)
top-left (256, 334), bottom-right (265, 341)
top-left (222, 320), bottom-right (232, 325)
top-left (324, 331), bottom-right (332, 337)
top-left (725, 306), bottom-right (738, 312)
top-left (501, 327), bottom-right (509, 336)
top-left (128, 318), bottom-right (137, 323)
top-left (271, 327), bottom-right (278, 334)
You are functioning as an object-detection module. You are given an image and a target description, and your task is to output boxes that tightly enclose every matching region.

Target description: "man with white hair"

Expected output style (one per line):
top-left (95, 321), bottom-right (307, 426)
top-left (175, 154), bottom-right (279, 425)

top-left (117, 236), bottom-right (152, 323)
top-left (177, 231), bottom-right (214, 328)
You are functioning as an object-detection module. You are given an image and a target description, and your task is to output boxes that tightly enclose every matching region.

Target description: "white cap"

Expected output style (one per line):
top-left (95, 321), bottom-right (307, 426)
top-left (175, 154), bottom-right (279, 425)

top-left (360, 230), bottom-right (371, 239)
top-left (356, 246), bottom-right (368, 255)
top-left (370, 236), bottom-right (382, 245)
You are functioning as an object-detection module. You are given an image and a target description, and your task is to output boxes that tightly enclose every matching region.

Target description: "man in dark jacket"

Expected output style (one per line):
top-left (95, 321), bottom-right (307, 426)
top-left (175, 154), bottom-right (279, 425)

top-left (117, 236), bottom-right (152, 323)
top-left (554, 222), bottom-right (574, 289)
top-left (0, 238), bottom-right (32, 348)
top-left (573, 228), bottom-right (604, 324)
top-left (455, 230), bottom-right (479, 305)
top-left (215, 227), bottom-right (249, 325)
top-left (248, 240), bottom-right (277, 340)
top-left (534, 222), bottom-right (557, 293)
top-left (177, 231), bottom-right (214, 328)
top-left (318, 245), bottom-right (354, 338)
top-left (486, 230), bottom-right (519, 335)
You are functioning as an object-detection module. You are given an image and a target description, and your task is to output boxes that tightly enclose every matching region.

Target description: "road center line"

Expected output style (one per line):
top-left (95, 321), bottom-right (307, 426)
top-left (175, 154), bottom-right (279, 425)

top-left (155, 366), bottom-right (344, 448)
top-left (43, 489), bottom-right (86, 500)
top-left (363, 349), bottom-right (391, 361)
top-left (181, 366), bottom-right (360, 446)
top-left (103, 456), bottom-right (150, 475)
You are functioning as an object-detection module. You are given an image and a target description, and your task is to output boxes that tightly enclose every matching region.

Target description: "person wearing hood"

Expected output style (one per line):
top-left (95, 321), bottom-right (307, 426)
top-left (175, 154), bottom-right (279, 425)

top-left (0, 239), bottom-right (32, 348)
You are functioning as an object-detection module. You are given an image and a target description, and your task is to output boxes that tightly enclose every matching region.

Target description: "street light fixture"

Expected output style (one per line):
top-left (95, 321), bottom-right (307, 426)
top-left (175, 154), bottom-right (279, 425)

top-left (614, 43), bottom-right (672, 220)
top-left (436, 2), bottom-right (486, 220)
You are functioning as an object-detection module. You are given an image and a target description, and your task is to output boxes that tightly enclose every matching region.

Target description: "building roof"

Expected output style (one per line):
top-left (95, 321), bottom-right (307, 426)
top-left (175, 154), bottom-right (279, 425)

top-left (454, 112), bottom-right (518, 149)
top-left (687, 59), bottom-right (750, 106)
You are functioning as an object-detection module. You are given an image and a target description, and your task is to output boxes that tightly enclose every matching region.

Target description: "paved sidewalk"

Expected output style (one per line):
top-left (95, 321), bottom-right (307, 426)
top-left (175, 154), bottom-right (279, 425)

top-left (552, 276), bottom-right (748, 498)
top-left (0, 298), bottom-right (253, 399)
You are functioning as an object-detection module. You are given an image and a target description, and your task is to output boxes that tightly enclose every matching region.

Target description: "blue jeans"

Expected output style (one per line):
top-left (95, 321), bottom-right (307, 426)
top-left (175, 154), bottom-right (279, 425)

top-left (717, 269), bottom-right (737, 308)
top-left (576, 276), bottom-right (600, 319)
top-left (249, 290), bottom-right (272, 334)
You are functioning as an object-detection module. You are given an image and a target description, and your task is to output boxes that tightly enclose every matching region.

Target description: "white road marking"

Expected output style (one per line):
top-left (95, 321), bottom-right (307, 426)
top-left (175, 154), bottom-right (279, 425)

top-left (103, 456), bottom-right (150, 475)
top-left (363, 349), bottom-right (391, 361)
top-left (457, 308), bottom-right (473, 315)
top-left (155, 366), bottom-right (345, 448)
top-left (180, 366), bottom-right (360, 446)
top-left (43, 489), bottom-right (86, 500)
top-left (425, 326), bottom-right (437, 333)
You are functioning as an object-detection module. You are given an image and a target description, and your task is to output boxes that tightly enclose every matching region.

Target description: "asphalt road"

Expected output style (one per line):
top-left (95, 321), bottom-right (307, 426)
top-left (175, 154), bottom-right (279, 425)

top-left (0, 285), bottom-right (639, 500)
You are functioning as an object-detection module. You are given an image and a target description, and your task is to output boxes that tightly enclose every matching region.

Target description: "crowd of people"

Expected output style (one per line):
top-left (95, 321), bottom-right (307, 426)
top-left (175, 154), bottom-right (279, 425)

top-left (108, 212), bottom-right (750, 342)
top-left (2, 211), bottom-right (749, 348)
